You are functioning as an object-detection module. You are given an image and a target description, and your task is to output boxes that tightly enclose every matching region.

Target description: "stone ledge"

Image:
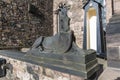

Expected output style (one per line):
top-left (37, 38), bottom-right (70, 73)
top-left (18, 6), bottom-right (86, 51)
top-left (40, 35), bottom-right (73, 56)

top-left (0, 55), bottom-right (84, 80)
top-left (0, 50), bottom-right (98, 79)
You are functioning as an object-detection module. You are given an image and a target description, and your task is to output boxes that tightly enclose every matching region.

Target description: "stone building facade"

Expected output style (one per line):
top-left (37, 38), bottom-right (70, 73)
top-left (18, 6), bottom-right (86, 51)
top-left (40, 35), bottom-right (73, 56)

top-left (0, 55), bottom-right (85, 80)
top-left (0, 0), bottom-right (84, 48)
top-left (53, 0), bottom-right (107, 49)
top-left (0, 0), bottom-right (120, 80)
top-left (0, 0), bottom-right (112, 49)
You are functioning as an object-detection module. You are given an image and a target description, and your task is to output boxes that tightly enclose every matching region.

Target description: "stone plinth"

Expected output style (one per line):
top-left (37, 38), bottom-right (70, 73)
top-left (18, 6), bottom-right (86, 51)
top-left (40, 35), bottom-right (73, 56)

top-left (106, 14), bottom-right (120, 68)
top-left (107, 46), bottom-right (120, 68)
top-left (0, 54), bottom-right (85, 80)
top-left (0, 47), bottom-right (98, 79)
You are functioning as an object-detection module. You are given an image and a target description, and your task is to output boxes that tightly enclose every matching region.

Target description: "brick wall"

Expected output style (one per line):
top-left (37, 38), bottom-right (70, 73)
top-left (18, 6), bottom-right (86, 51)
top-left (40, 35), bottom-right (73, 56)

top-left (0, 0), bottom-right (53, 48)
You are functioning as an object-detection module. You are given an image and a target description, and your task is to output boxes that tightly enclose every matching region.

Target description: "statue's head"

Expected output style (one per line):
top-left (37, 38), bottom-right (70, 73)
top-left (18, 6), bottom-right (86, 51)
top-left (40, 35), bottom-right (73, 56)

top-left (55, 3), bottom-right (70, 15)
top-left (55, 2), bottom-right (71, 32)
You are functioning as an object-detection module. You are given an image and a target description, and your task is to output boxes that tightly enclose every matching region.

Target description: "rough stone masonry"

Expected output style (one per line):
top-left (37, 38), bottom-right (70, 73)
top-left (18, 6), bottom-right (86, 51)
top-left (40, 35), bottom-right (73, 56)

top-left (0, 55), bottom-right (84, 80)
top-left (0, 0), bottom-right (85, 49)
top-left (0, 0), bottom-right (53, 48)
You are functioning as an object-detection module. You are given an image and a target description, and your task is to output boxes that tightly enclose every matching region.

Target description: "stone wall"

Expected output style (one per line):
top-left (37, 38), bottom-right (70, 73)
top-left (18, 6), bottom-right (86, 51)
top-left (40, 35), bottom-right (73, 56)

top-left (0, 0), bottom-right (53, 48)
top-left (53, 0), bottom-right (84, 48)
top-left (0, 55), bottom-right (84, 80)
top-left (53, 0), bottom-right (107, 48)
top-left (106, 0), bottom-right (112, 23)
top-left (106, 0), bottom-right (120, 68)
top-left (106, 0), bottom-right (120, 23)
top-left (0, 0), bottom-right (116, 49)
top-left (113, 0), bottom-right (120, 14)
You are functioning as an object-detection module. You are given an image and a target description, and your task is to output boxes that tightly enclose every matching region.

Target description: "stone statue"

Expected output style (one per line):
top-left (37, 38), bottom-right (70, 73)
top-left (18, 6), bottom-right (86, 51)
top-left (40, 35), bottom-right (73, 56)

top-left (26, 3), bottom-right (98, 79)
top-left (30, 3), bottom-right (72, 53)
top-left (31, 31), bottom-right (73, 53)
top-left (56, 3), bottom-right (70, 32)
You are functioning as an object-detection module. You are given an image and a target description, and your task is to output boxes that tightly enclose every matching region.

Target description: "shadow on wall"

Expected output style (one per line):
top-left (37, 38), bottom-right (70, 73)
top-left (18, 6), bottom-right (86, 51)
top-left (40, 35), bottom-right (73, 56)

top-left (0, 0), bottom-right (53, 48)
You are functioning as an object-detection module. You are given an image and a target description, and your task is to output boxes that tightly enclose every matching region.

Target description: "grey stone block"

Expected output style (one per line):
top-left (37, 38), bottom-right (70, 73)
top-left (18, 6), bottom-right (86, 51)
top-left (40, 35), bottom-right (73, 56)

top-left (106, 15), bottom-right (120, 69)
top-left (107, 47), bottom-right (120, 60)
top-left (108, 60), bottom-right (120, 68)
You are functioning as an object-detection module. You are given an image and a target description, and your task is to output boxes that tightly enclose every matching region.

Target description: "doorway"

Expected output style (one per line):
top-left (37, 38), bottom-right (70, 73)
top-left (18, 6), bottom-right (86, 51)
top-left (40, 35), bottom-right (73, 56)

top-left (87, 8), bottom-right (97, 51)
top-left (83, 0), bottom-right (106, 57)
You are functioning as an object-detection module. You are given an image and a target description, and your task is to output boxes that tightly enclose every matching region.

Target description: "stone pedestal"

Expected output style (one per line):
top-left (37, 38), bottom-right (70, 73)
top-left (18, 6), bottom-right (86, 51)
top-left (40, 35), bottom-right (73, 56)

top-left (0, 55), bottom-right (85, 80)
top-left (107, 46), bottom-right (120, 68)
top-left (107, 14), bottom-right (120, 68)
top-left (98, 14), bottom-right (120, 80)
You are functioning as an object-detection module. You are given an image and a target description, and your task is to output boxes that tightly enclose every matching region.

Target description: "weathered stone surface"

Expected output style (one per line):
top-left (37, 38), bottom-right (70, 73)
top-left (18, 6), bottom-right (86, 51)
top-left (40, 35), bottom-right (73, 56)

top-left (1, 0), bottom-right (12, 4)
top-left (0, 47), bottom-right (98, 79)
top-left (25, 7), bottom-right (98, 77)
top-left (108, 60), bottom-right (120, 69)
top-left (107, 47), bottom-right (120, 60)
top-left (31, 31), bottom-right (73, 53)
top-left (113, 0), bottom-right (120, 14)
top-left (0, 55), bottom-right (85, 80)
top-left (0, 0), bottom-right (53, 48)
top-left (53, 0), bottom-right (84, 48)
top-left (106, 14), bottom-right (120, 68)
top-left (106, 0), bottom-right (112, 23)
top-left (0, 0), bottom-right (116, 49)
